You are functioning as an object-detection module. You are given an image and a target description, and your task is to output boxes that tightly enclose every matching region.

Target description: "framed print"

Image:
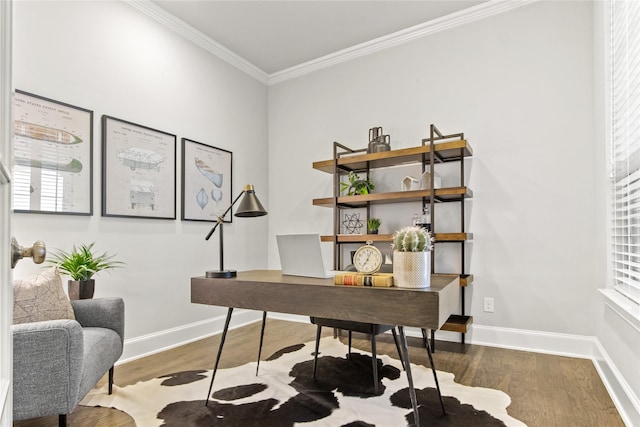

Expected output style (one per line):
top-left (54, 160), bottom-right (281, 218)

top-left (102, 115), bottom-right (176, 219)
top-left (13, 90), bottom-right (93, 215)
top-left (181, 138), bottom-right (232, 222)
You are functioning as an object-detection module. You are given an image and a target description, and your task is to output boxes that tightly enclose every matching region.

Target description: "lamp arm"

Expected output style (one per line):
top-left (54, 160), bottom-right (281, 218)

top-left (204, 218), bottom-right (222, 241)
top-left (204, 189), bottom-right (246, 241)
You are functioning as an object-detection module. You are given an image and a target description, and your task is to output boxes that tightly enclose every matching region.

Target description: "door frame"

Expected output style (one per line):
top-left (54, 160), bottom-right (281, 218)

top-left (0, 1), bottom-right (13, 425)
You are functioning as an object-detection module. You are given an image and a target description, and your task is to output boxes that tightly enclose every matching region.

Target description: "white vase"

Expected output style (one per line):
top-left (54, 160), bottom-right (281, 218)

top-left (393, 251), bottom-right (431, 288)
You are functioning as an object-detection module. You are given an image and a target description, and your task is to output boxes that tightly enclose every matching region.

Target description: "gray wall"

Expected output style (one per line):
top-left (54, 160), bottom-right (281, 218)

top-left (267, 1), bottom-right (602, 337)
top-left (12, 0), bottom-right (269, 358)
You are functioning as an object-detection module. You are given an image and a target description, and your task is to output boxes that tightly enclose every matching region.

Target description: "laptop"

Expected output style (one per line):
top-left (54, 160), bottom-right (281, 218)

top-left (276, 233), bottom-right (336, 278)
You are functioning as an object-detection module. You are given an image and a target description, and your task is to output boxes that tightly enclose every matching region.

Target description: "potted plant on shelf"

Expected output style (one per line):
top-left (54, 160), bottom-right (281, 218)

top-left (367, 217), bottom-right (381, 234)
top-left (391, 226), bottom-right (434, 288)
top-left (47, 243), bottom-right (123, 300)
top-left (340, 171), bottom-right (375, 195)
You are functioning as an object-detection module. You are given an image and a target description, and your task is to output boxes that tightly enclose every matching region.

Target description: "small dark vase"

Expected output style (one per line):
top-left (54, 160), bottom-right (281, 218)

top-left (68, 279), bottom-right (95, 300)
top-left (368, 229), bottom-right (379, 234)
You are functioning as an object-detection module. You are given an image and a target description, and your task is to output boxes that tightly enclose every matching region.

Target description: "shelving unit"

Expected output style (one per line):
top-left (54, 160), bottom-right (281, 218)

top-left (312, 124), bottom-right (473, 341)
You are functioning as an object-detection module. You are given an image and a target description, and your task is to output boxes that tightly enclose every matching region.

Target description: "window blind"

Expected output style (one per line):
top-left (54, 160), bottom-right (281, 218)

top-left (12, 165), bottom-right (64, 212)
top-left (611, 0), bottom-right (640, 303)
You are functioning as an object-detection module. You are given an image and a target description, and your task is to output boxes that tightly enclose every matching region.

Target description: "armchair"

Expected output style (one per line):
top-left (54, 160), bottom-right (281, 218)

top-left (12, 297), bottom-right (124, 427)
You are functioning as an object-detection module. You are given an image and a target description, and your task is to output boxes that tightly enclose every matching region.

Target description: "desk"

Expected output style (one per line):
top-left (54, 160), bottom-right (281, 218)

top-left (191, 270), bottom-right (460, 425)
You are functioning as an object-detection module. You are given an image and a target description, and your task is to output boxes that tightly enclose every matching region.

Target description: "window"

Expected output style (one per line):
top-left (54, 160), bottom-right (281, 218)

top-left (610, 0), bottom-right (640, 303)
top-left (12, 166), bottom-right (65, 212)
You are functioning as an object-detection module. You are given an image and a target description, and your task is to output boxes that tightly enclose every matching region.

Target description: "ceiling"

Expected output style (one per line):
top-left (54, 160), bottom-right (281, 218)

top-left (151, 1), bottom-right (486, 75)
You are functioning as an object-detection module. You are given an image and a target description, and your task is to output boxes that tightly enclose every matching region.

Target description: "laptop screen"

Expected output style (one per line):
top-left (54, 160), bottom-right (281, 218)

top-left (276, 234), bottom-right (333, 278)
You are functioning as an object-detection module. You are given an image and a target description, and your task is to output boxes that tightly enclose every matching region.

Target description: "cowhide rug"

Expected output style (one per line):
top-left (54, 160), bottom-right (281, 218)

top-left (81, 338), bottom-right (527, 426)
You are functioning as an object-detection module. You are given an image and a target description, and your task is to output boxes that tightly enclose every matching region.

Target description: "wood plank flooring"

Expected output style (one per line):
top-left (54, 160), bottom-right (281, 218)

top-left (14, 319), bottom-right (624, 427)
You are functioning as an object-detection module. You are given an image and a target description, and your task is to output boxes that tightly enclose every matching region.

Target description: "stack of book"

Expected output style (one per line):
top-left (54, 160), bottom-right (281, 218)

top-left (333, 272), bottom-right (394, 287)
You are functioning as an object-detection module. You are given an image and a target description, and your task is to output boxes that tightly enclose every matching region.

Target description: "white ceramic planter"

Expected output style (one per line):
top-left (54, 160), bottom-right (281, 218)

top-left (393, 251), bottom-right (431, 288)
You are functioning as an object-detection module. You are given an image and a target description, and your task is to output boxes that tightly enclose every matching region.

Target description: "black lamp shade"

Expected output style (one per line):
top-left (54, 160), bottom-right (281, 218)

top-left (234, 186), bottom-right (267, 217)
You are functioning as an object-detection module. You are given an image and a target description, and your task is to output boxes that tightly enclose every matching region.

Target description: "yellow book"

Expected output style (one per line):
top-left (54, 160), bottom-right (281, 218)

top-left (334, 272), bottom-right (394, 287)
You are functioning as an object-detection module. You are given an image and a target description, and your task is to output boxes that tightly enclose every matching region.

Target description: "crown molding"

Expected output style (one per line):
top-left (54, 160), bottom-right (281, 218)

top-left (125, 0), bottom-right (269, 84)
top-left (268, 0), bottom-right (537, 85)
top-left (126, 0), bottom-right (536, 87)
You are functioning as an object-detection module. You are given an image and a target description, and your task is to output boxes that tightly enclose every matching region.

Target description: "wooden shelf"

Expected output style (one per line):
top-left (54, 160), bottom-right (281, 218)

top-left (440, 314), bottom-right (473, 333)
top-left (460, 274), bottom-right (474, 287)
top-left (312, 187), bottom-right (472, 208)
top-left (320, 234), bottom-right (393, 243)
top-left (312, 139), bottom-right (473, 174)
top-left (320, 233), bottom-right (472, 243)
top-left (434, 233), bottom-right (473, 242)
top-left (312, 127), bottom-right (472, 346)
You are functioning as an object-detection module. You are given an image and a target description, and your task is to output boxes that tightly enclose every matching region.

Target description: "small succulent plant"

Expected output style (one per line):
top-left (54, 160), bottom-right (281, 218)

top-left (392, 226), bottom-right (434, 252)
top-left (367, 217), bottom-right (381, 231)
top-left (340, 171), bottom-right (375, 196)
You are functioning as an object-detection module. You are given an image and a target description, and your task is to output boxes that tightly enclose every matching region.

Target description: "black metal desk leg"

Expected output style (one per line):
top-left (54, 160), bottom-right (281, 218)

top-left (256, 311), bottom-right (268, 376)
top-left (420, 328), bottom-right (436, 353)
top-left (391, 328), bottom-right (406, 371)
top-left (421, 329), bottom-right (446, 415)
top-left (205, 307), bottom-right (234, 406)
top-left (313, 325), bottom-right (322, 378)
top-left (398, 326), bottom-right (420, 426)
top-left (371, 334), bottom-right (379, 394)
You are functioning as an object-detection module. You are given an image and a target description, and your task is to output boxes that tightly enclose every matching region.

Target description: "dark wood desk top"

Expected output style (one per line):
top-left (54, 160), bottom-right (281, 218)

top-left (191, 270), bottom-right (460, 330)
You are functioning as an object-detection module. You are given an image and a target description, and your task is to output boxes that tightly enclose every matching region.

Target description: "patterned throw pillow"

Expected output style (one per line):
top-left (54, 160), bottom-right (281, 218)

top-left (13, 268), bottom-right (75, 324)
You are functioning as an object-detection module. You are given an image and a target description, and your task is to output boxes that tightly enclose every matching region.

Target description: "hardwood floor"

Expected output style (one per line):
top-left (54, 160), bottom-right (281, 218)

top-left (14, 319), bottom-right (624, 427)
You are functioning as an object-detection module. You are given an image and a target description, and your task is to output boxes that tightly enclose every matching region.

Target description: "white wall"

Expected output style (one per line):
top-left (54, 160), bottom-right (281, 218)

top-left (592, 1), bottom-right (640, 424)
top-left (268, 1), bottom-right (602, 337)
top-left (11, 1), bottom-right (269, 357)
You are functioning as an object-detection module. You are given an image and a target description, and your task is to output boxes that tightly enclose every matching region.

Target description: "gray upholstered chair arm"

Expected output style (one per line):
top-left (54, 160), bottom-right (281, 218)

top-left (12, 320), bottom-right (84, 418)
top-left (71, 297), bottom-right (125, 345)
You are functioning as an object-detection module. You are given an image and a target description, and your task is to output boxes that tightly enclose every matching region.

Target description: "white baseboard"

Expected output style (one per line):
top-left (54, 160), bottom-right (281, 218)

top-left (269, 314), bottom-right (593, 356)
top-left (121, 312), bottom-right (639, 426)
top-left (119, 309), bottom-right (262, 364)
top-left (467, 324), bottom-right (598, 359)
top-left (593, 340), bottom-right (640, 427)
top-left (267, 314), bottom-right (596, 359)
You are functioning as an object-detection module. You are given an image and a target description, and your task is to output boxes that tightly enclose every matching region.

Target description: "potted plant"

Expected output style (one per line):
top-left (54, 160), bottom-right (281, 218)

top-left (47, 243), bottom-right (123, 300)
top-left (367, 217), bottom-right (381, 234)
top-left (391, 226), bottom-right (434, 288)
top-left (340, 171), bottom-right (375, 196)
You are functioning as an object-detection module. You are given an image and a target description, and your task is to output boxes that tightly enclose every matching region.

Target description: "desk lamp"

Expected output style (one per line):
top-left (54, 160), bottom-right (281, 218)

top-left (205, 184), bottom-right (267, 278)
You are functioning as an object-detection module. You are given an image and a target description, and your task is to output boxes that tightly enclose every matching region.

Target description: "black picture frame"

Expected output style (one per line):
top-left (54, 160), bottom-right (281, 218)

top-left (13, 90), bottom-right (93, 215)
top-left (181, 138), bottom-right (233, 222)
top-left (101, 115), bottom-right (176, 219)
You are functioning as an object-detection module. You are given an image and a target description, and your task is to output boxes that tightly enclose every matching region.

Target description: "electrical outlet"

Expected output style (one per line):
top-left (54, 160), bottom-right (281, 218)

top-left (483, 297), bottom-right (494, 313)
